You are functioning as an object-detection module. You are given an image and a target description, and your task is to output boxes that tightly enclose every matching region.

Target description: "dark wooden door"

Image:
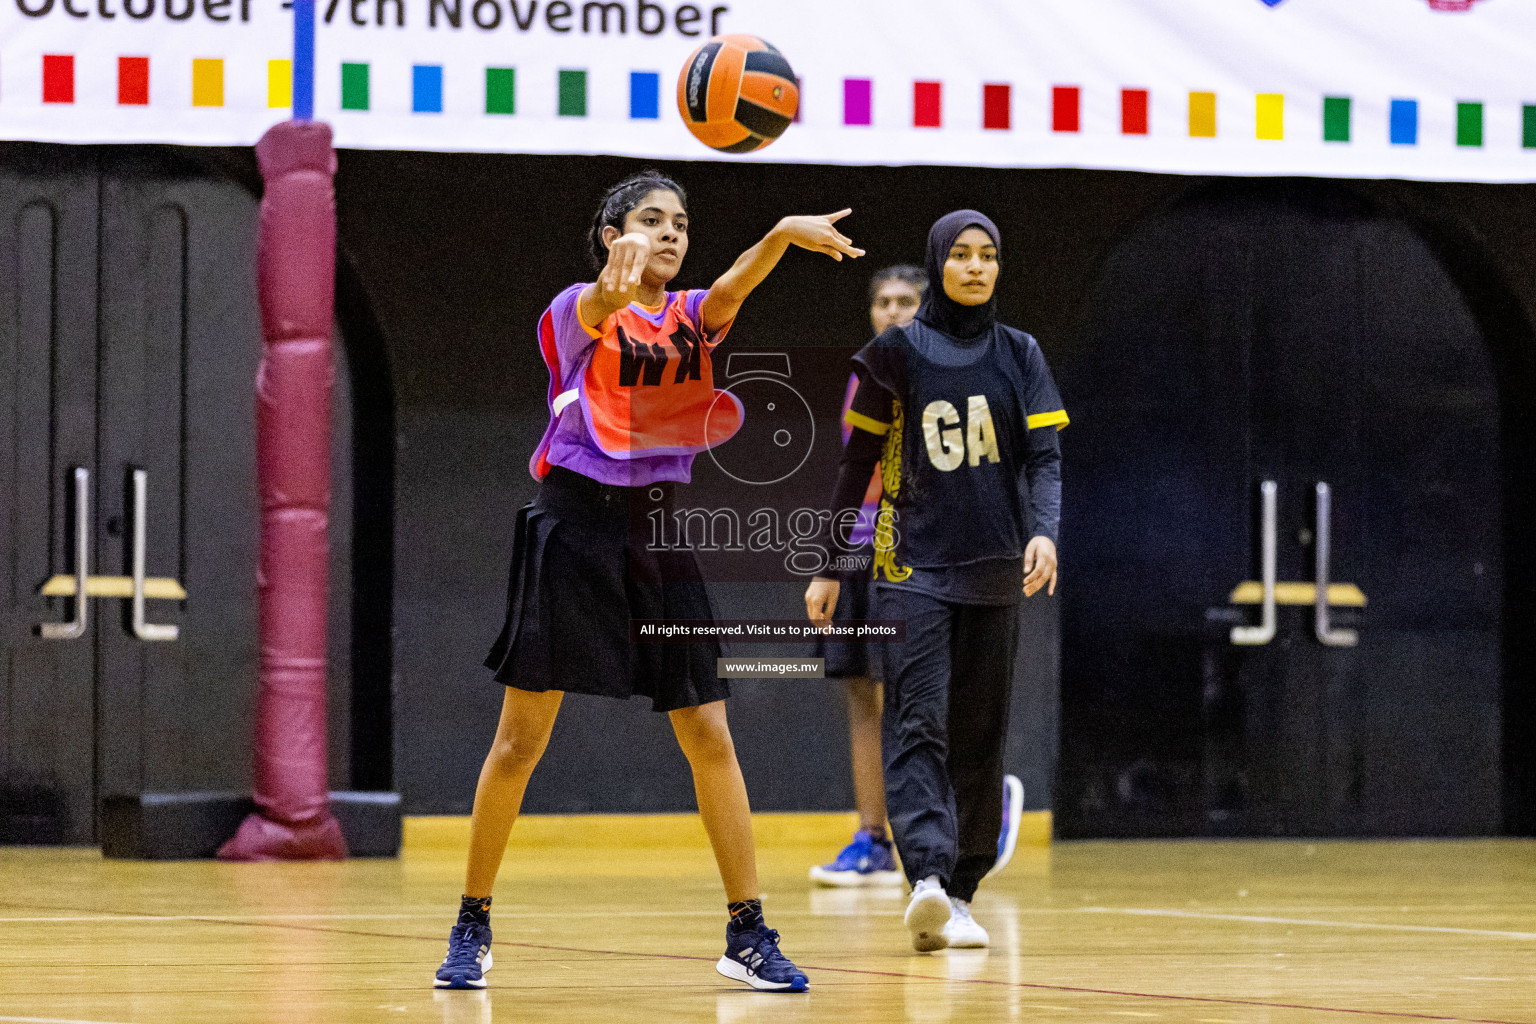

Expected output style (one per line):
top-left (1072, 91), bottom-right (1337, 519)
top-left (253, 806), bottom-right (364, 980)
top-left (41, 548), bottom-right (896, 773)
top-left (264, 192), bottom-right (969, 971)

top-left (95, 154), bottom-right (263, 802)
top-left (0, 152), bottom-right (101, 843)
top-left (1059, 180), bottom-right (1503, 838)
top-left (0, 147), bottom-right (265, 842)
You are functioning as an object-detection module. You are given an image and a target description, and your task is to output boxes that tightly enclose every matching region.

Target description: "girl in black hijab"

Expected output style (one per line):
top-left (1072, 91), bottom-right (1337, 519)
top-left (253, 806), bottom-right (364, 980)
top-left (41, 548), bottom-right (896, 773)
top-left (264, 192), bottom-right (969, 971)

top-left (805, 210), bottom-right (1067, 951)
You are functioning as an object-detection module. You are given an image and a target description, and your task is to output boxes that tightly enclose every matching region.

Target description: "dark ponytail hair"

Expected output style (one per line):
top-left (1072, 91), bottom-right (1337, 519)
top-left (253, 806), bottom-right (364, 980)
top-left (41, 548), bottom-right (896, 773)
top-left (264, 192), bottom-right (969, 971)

top-left (588, 170), bottom-right (689, 269)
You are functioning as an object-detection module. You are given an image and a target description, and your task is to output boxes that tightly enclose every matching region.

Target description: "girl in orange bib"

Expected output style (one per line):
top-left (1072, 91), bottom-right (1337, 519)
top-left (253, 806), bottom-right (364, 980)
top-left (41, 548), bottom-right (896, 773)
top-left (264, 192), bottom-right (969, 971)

top-left (436, 171), bottom-right (862, 994)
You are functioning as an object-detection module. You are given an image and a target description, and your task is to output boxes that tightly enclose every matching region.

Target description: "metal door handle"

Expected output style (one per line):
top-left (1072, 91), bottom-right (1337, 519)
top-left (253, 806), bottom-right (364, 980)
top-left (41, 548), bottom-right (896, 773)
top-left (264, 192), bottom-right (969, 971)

top-left (1314, 482), bottom-right (1358, 647)
top-left (1231, 480), bottom-right (1277, 646)
top-left (132, 469), bottom-right (179, 642)
top-left (39, 467), bottom-right (90, 640)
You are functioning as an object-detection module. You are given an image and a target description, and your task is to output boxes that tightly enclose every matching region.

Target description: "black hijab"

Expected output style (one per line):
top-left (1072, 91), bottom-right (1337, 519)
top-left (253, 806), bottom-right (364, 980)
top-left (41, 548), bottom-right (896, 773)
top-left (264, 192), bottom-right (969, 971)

top-left (915, 209), bottom-right (1000, 341)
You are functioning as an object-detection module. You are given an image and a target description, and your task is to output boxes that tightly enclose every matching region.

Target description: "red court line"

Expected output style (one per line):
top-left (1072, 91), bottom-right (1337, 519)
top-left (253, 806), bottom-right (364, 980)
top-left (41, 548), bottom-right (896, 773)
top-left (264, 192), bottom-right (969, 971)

top-left (2, 901), bottom-right (1526, 1024)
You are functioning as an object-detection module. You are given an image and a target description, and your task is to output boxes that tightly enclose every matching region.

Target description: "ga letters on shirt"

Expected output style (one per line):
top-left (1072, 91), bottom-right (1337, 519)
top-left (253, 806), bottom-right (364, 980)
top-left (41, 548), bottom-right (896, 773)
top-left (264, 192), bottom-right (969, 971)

top-left (845, 321), bottom-right (1068, 581)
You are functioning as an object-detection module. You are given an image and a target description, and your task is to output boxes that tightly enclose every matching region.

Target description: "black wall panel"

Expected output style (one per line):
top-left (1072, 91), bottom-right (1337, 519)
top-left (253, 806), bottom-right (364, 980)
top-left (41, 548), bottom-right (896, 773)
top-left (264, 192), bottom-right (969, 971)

top-left (331, 153), bottom-right (1536, 832)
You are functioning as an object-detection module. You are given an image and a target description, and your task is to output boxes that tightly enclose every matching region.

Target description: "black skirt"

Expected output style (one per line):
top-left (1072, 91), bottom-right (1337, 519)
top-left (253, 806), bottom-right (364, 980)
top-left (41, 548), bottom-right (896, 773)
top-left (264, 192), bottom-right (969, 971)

top-left (808, 547), bottom-right (884, 682)
top-left (484, 466), bottom-right (729, 712)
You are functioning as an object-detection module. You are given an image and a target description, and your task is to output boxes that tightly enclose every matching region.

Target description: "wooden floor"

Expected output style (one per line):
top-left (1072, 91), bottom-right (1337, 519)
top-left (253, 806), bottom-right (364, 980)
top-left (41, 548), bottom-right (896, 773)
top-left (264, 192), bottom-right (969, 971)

top-left (2, 815), bottom-right (1534, 1024)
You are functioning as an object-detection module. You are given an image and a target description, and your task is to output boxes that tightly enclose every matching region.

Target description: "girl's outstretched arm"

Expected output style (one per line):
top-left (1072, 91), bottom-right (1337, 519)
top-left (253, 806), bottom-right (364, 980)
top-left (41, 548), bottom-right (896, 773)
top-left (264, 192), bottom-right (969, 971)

top-left (700, 210), bottom-right (864, 333)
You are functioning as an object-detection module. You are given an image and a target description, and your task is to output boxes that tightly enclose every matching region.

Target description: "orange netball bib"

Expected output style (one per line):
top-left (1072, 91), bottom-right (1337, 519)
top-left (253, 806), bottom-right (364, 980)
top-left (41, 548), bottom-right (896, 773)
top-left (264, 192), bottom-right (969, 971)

top-left (578, 292), bottom-right (743, 459)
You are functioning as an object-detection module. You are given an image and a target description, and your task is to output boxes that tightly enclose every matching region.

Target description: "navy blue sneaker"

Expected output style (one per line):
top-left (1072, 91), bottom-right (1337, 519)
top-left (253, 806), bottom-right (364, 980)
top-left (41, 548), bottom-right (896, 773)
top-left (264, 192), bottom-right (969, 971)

top-left (434, 921), bottom-right (493, 989)
top-left (809, 830), bottom-right (903, 887)
top-left (716, 922), bottom-right (809, 992)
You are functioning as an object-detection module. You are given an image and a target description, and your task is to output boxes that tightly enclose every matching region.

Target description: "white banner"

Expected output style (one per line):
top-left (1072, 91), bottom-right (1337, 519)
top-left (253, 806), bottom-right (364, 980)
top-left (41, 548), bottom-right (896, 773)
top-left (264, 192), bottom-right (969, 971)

top-left (2, 0), bottom-right (1535, 181)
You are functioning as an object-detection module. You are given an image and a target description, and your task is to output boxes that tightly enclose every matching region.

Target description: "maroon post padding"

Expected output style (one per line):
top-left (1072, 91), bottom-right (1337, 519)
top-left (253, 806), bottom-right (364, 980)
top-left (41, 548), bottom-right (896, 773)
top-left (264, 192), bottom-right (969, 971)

top-left (219, 120), bottom-right (347, 861)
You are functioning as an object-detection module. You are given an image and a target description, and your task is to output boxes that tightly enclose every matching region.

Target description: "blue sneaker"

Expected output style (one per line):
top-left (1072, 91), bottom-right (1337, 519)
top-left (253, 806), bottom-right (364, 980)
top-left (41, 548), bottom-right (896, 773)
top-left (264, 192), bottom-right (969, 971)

top-left (808, 830), bottom-right (903, 887)
top-left (990, 774), bottom-right (1026, 877)
top-left (434, 921), bottom-right (493, 989)
top-left (716, 922), bottom-right (809, 992)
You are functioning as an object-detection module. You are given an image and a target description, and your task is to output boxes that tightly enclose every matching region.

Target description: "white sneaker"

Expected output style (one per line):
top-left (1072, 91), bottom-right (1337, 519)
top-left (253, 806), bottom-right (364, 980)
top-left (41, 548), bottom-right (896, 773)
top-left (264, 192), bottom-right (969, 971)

top-left (904, 878), bottom-right (951, 952)
top-left (941, 898), bottom-right (989, 948)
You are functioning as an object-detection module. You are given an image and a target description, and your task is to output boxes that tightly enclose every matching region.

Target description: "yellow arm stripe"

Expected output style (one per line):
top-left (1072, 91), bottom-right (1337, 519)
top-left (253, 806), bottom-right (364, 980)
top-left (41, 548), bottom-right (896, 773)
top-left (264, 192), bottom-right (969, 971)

top-left (1027, 409), bottom-right (1070, 431)
top-left (844, 409), bottom-right (892, 436)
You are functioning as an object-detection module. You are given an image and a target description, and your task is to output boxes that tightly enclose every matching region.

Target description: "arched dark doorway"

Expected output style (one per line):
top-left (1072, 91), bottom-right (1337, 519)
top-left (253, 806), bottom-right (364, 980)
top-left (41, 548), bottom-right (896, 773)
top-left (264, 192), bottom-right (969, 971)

top-left (1058, 179), bottom-right (1527, 838)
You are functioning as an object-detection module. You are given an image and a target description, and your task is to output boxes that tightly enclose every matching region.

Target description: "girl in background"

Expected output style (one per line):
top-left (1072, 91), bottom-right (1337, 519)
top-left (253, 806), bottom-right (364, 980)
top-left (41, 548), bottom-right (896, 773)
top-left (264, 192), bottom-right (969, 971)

top-left (807, 266), bottom-right (923, 888)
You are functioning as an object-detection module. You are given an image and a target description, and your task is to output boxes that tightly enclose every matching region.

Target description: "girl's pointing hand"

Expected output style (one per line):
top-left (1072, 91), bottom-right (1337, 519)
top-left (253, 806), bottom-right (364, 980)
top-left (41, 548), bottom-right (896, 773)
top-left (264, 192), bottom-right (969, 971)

top-left (775, 210), bottom-right (866, 262)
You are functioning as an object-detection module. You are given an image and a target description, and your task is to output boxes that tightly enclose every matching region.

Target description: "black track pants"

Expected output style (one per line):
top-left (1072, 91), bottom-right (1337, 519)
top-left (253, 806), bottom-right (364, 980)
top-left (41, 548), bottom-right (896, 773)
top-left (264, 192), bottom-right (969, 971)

top-left (877, 586), bottom-right (1019, 903)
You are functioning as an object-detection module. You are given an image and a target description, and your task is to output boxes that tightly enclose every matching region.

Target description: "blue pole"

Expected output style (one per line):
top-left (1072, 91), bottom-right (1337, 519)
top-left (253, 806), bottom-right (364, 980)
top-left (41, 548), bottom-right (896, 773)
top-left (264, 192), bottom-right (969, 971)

top-left (293, 0), bottom-right (315, 121)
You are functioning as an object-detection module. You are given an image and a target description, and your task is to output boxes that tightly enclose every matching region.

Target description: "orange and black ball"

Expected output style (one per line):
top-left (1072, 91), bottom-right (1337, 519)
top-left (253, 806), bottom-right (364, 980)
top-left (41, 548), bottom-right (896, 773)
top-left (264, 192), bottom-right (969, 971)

top-left (677, 34), bottom-right (799, 154)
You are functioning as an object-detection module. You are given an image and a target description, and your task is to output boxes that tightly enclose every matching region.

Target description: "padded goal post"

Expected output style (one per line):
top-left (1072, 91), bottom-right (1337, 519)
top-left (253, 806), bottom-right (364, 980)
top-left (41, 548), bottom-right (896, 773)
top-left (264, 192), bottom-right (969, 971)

top-left (218, 118), bottom-right (347, 862)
